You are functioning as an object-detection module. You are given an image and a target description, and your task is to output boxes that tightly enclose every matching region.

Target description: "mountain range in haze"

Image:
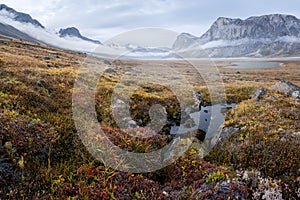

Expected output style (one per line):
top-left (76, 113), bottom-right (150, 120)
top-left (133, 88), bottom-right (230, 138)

top-left (1, 4), bottom-right (300, 58)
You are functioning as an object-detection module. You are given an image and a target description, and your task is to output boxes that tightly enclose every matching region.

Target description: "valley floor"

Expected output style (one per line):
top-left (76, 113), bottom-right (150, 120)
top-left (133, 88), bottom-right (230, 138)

top-left (0, 39), bottom-right (299, 199)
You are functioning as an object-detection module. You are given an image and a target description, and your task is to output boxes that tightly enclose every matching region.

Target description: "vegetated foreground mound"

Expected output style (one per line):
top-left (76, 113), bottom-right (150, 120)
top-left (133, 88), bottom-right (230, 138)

top-left (0, 39), bottom-right (299, 199)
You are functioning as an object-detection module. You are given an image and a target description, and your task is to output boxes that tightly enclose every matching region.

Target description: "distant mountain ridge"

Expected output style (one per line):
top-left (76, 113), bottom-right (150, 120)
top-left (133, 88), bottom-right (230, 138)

top-left (0, 4), bottom-right (300, 58)
top-left (0, 4), bottom-right (101, 51)
top-left (59, 27), bottom-right (101, 44)
top-left (173, 14), bottom-right (300, 57)
top-left (201, 14), bottom-right (300, 41)
top-left (0, 4), bottom-right (44, 28)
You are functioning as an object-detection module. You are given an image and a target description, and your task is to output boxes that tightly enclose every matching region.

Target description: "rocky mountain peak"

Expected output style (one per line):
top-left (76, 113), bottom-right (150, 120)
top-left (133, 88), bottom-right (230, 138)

top-left (59, 27), bottom-right (81, 38)
top-left (246, 14), bottom-right (298, 23)
top-left (59, 27), bottom-right (101, 45)
top-left (201, 14), bottom-right (300, 41)
top-left (172, 32), bottom-right (199, 50)
top-left (181, 32), bottom-right (198, 39)
top-left (0, 4), bottom-right (44, 28)
top-left (212, 17), bottom-right (243, 27)
top-left (172, 14), bottom-right (300, 57)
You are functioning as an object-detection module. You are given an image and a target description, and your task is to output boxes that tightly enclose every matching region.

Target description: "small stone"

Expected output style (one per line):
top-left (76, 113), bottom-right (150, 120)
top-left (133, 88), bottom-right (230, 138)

top-left (119, 117), bottom-right (137, 128)
top-left (292, 91), bottom-right (300, 99)
top-left (193, 91), bottom-right (202, 101)
top-left (250, 88), bottom-right (268, 99)
top-left (104, 67), bottom-right (116, 73)
top-left (162, 191), bottom-right (169, 197)
top-left (43, 56), bottom-right (51, 60)
top-left (112, 99), bottom-right (126, 109)
top-left (292, 132), bottom-right (300, 136)
top-left (280, 137), bottom-right (287, 142)
top-left (162, 186), bottom-right (172, 192)
top-left (128, 120), bottom-right (137, 128)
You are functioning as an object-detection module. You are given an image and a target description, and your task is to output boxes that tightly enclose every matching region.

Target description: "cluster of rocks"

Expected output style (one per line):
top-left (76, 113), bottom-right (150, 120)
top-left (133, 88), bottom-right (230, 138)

top-left (250, 81), bottom-right (300, 103)
top-left (270, 80), bottom-right (300, 100)
top-left (161, 179), bottom-right (248, 199)
top-left (111, 81), bottom-right (299, 143)
top-left (111, 99), bottom-right (137, 128)
top-left (220, 80), bottom-right (300, 141)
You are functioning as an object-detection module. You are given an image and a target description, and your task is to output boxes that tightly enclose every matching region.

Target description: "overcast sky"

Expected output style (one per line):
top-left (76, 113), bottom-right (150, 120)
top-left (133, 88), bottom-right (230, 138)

top-left (1, 0), bottom-right (300, 42)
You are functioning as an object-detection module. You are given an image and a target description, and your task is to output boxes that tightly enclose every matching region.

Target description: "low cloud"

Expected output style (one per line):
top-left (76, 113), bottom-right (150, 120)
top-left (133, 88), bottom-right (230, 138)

top-left (0, 11), bottom-right (98, 52)
top-left (1, 0), bottom-right (300, 41)
top-left (201, 37), bottom-right (300, 49)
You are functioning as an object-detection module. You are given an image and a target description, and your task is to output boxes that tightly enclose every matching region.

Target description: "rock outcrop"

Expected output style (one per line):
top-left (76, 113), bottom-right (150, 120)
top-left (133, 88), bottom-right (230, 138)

top-left (250, 88), bottom-right (269, 100)
top-left (173, 14), bottom-right (300, 57)
top-left (270, 81), bottom-right (300, 95)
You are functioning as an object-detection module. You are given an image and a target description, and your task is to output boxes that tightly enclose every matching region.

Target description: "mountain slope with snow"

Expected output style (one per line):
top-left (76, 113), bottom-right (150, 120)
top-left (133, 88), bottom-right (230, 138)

top-left (173, 14), bottom-right (300, 58)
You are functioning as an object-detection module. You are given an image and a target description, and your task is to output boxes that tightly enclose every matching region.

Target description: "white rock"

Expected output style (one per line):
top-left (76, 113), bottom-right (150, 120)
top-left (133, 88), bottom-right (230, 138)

top-left (292, 90), bottom-right (300, 99)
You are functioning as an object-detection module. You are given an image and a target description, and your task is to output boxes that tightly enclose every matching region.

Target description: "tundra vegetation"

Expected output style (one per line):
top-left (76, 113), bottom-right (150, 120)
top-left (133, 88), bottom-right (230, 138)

top-left (0, 39), bottom-right (299, 199)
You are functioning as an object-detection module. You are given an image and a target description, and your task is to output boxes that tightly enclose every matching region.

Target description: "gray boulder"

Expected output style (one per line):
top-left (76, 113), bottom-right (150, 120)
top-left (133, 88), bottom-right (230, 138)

top-left (270, 81), bottom-right (300, 95)
top-left (122, 117), bottom-right (137, 128)
top-left (250, 88), bottom-right (268, 99)
top-left (104, 67), bottom-right (116, 73)
top-left (292, 91), bottom-right (300, 99)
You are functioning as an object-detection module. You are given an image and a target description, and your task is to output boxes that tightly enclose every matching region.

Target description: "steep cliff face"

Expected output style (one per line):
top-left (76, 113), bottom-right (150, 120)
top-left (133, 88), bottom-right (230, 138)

top-left (201, 15), bottom-right (300, 41)
top-left (173, 14), bottom-right (300, 57)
